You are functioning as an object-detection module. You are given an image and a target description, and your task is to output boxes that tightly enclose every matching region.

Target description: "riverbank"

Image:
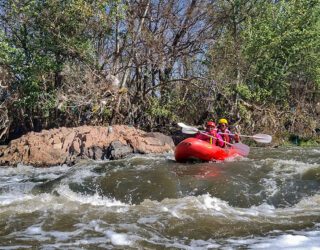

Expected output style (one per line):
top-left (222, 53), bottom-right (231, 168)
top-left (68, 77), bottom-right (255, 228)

top-left (0, 124), bottom-right (318, 167)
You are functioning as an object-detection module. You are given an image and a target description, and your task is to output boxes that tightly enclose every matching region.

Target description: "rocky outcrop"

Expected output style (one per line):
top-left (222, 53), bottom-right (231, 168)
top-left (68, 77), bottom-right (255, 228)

top-left (0, 125), bottom-right (174, 167)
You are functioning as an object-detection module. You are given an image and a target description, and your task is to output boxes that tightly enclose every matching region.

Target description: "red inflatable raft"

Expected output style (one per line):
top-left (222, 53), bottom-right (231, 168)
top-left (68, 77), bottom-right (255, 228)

top-left (175, 137), bottom-right (239, 162)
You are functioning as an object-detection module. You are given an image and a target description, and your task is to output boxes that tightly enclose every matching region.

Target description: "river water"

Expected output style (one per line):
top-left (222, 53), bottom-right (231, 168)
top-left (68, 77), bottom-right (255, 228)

top-left (0, 147), bottom-right (320, 249)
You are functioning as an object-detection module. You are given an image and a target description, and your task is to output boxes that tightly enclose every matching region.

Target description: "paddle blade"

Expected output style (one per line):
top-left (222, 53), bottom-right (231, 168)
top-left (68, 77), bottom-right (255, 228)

top-left (252, 134), bottom-right (272, 143)
top-left (182, 127), bottom-right (198, 134)
top-left (178, 123), bottom-right (199, 134)
top-left (177, 122), bottom-right (189, 129)
top-left (232, 143), bottom-right (250, 156)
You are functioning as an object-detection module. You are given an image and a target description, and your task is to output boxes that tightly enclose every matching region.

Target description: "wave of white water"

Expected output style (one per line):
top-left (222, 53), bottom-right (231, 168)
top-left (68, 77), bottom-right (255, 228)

top-left (0, 149), bottom-right (319, 248)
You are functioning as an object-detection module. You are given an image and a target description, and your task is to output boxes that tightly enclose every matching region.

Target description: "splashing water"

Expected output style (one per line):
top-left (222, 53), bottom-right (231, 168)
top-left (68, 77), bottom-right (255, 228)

top-left (0, 148), bottom-right (320, 248)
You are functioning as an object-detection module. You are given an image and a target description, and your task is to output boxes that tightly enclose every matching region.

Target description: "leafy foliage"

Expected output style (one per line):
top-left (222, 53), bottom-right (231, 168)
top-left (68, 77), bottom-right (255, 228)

top-left (0, 0), bottom-right (116, 135)
top-left (242, 0), bottom-right (320, 104)
top-left (0, 0), bottom-right (318, 143)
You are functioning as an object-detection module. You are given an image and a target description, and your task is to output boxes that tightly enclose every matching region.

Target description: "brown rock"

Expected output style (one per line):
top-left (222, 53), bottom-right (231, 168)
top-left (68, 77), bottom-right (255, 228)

top-left (0, 125), bottom-right (174, 167)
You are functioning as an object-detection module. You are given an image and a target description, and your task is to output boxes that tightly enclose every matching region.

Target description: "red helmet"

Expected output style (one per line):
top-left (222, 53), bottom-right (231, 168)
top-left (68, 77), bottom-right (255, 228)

top-left (206, 121), bottom-right (216, 127)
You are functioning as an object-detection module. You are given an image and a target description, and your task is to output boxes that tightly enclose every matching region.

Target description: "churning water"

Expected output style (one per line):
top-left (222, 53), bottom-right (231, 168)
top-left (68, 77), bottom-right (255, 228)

top-left (0, 147), bottom-right (320, 249)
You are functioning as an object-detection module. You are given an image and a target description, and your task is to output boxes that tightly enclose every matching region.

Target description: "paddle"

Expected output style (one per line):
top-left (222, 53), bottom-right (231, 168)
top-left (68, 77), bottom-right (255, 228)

top-left (178, 123), bottom-right (250, 157)
top-left (180, 123), bottom-right (272, 143)
top-left (218, 133), bottom-right (272, 143)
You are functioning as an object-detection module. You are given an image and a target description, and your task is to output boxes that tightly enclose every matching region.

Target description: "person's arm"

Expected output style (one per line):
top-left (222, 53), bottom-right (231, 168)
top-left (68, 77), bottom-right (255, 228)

top-left (228, 130), bottom-right (240, 143)
top-left (233, 125), bottom-right (241, 143)
top-left (234, 133), bottom-right (240, 143)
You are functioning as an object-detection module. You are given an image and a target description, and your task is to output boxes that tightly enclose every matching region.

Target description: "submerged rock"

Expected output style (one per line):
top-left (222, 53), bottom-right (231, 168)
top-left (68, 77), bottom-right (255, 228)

top-left (0, 125), bottom-right (174, 167)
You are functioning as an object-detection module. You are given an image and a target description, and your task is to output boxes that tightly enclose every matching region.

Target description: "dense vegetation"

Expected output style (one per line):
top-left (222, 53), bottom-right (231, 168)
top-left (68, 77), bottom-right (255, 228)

top-left (0, 0), bottom-right (319, 144)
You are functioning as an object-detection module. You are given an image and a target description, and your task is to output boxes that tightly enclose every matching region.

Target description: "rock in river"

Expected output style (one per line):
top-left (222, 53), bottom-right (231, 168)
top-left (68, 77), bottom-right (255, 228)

top-left (0, 125), bottom-right (174, 167)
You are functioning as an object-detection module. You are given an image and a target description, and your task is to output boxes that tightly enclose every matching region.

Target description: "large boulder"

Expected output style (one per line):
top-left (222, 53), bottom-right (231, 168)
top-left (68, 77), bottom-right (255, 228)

top-left (0, 125), bottom-right (174, 167)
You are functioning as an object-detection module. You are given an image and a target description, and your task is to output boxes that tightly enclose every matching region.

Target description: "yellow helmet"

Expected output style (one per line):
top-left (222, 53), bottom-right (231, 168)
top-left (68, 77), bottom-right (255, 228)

top-left (218, 118), bottom-right (228, 124)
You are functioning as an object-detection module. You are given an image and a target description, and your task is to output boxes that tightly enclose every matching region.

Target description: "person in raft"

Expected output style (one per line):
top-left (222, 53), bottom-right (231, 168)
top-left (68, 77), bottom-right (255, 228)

top-left (217, 118), bottom-right (240, 147)
top-left (195, 121), bottom-right (224, 147)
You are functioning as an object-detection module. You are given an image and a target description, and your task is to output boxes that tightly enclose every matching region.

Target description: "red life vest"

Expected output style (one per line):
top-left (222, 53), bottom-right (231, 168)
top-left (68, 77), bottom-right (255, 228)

top-left (218, 128), bottom-right (231, 147)
top-left (195, 129), bottom-right (218, 145)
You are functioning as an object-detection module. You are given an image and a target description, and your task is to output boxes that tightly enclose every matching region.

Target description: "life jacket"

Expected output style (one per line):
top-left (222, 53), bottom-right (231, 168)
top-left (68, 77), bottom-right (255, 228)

top-left (195, 129), bottom-right (218, 145)
top-left (217, 128), bottom-right (231, 147)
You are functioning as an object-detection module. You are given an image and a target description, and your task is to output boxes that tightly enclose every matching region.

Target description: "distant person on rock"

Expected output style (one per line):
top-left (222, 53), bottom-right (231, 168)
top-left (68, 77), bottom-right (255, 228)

top-left (195, 121), bottom-right (224, 147)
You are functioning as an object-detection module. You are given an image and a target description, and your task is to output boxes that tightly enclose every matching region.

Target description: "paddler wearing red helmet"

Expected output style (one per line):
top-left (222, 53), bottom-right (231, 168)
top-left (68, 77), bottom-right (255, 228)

top-left (195, 121), bottom-right (224, 147)
top-left (217, 118), bottom-right (240, 147)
